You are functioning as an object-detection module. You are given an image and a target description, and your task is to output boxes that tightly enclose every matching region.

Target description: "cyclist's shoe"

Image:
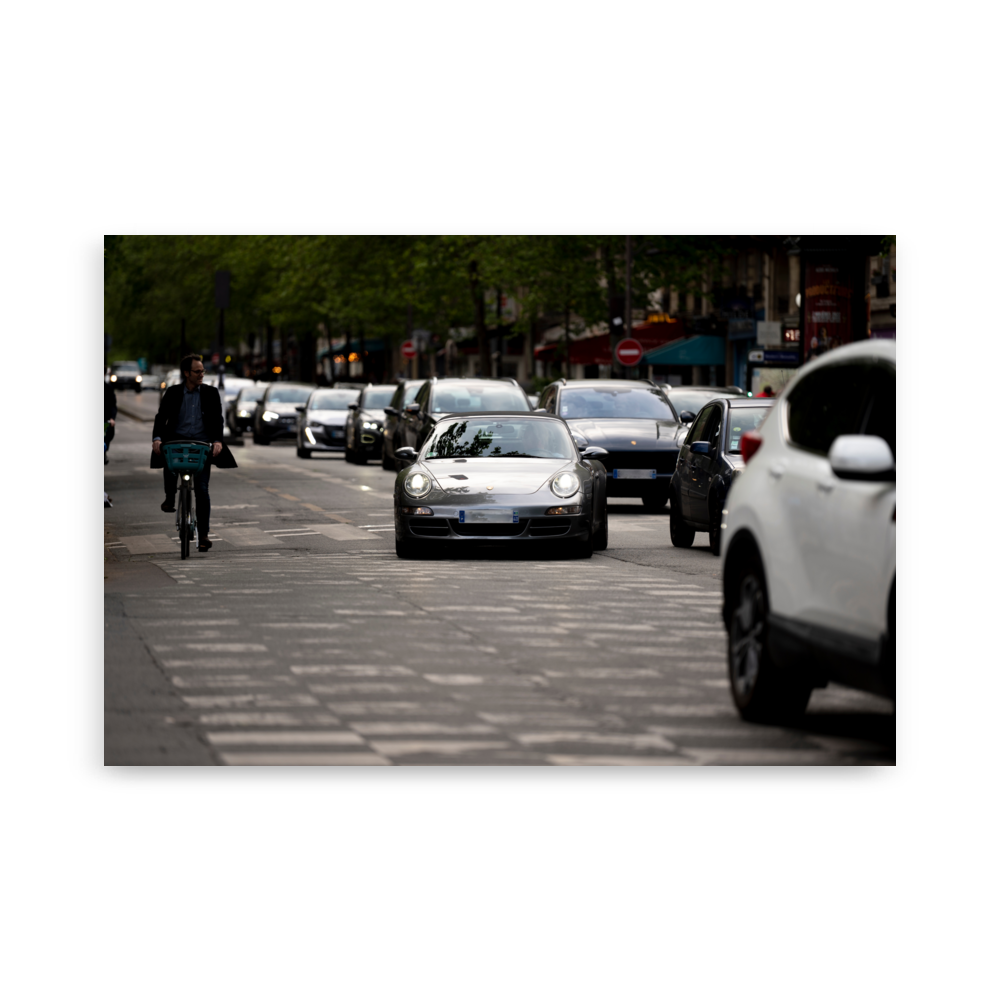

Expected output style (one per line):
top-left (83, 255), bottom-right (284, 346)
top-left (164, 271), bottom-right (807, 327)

top-left (161, 498), bottom-right (176, 513)
top-left (198, 538), bottom-right (212, 552)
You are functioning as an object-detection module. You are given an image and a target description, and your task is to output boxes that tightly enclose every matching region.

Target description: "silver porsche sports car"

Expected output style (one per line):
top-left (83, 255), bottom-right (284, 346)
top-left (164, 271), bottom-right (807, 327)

top-left (393, 412), bottom-right (609, 559)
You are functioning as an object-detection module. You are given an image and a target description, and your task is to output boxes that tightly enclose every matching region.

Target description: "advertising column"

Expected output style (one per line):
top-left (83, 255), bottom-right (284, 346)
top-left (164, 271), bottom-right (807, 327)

top-left (802, 260), bottom-right (855, 363)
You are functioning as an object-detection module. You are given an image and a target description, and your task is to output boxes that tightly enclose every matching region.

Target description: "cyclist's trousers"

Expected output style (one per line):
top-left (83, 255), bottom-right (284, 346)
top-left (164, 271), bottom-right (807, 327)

top-left (164, 465), bottom-right (211, 539)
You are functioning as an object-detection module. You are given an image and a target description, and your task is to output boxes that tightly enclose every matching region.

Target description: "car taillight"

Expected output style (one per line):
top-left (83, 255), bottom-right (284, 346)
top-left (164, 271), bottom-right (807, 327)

top-left (741, 430), bottom-right (763, 463)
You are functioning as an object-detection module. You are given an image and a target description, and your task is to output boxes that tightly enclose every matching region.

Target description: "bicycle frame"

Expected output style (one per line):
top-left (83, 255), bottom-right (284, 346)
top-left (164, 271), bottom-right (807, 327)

top-left (161, 440), bottom-right (211, 560)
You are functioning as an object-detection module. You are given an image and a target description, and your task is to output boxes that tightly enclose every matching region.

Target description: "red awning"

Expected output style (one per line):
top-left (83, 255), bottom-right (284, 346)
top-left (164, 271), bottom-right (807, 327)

top-left (534, 322), bottom-right (685, 365)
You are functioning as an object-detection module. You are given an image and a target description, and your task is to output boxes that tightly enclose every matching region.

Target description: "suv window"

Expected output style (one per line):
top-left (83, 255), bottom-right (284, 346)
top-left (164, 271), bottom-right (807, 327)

top-left (687, 406), bottom-right (713, 444)
top-left (542, 387), bottom-right (557, 413)
top-left (785, 363), bottom-right (871, 455)
top-left (695, 405), bottom-right (723, 449)
top-left (859, 363), bottom-right (895, 458)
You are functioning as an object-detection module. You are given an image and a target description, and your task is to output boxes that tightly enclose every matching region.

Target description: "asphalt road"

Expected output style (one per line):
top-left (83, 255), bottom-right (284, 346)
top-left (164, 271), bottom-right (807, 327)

top-left (104, 391), bottom-right (895, 765)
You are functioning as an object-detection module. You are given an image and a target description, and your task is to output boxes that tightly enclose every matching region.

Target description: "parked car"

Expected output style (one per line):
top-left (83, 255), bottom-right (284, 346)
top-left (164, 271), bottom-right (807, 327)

top-left (344, 384), bottom-right (400, 464)
top-left (381, 379), bottom-right (427, 470)
top-left (251, 382), bottom-right (315, 444)
top-left (670, 397), bottom-right (775, 555)
top-left (394, 377), bottom-right (533, 471)
top-left (664, 385), bottom-right (747, 427)
top-left (296, 387), bottom-right (360, 457)
top-left (720, 339), bottom-right (895, 722)
top-left (227, 383), bottom-right (267, 436)
top-left (109, 361), bottom-right (143, 393)
top-left (535, 378), bottom-right (682, 508)
top-left (393, 412), bottom-right (608, 559)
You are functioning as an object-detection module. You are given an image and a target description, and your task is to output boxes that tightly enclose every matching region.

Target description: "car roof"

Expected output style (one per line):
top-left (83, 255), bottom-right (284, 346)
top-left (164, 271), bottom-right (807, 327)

top-left (433, 410), bottom-right (565, 420)
top-left (561, 379), bottom-right (658, 389)
top-left (728, 397), bottom-right (775, 408)
top-left (668, 384), bottom-right (743, 394)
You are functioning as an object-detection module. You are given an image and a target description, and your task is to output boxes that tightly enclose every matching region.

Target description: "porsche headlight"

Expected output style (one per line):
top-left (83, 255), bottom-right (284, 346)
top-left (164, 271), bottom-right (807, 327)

top-left (262, 410), bottom-right (279, 422)
top-left (404, 471), bottom-right (432, 498)
top-left (551, 471), bottom-right (581, 498)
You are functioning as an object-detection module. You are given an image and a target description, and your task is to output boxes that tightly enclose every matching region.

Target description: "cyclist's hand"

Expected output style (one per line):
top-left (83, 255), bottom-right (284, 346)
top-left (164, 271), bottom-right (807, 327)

top-left (152, 440), bottom-right (161, 455)
top-left (212, 441), bottom-right (222, 458)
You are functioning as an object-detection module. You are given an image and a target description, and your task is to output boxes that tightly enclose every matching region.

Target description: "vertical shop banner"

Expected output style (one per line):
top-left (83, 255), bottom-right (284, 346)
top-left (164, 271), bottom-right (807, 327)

top-left (804, 261), bottom-right (853, 363)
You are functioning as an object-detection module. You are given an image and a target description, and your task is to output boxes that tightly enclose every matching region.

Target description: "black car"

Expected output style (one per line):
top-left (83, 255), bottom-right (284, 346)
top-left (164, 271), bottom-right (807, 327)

top-left (227, 383), bottom-right (266, 436)
top-left (297, 387), bottom-right (360, 458)
top-left (344, 384), bottom-right (399, 464)
top-left (394, 377), bottom-right (533, 471)
top-left (664, 385), bottom-right (747, 428)
top-left (669, 396), bottom-right (774, 555)
top-left (392, 412), bottom-right (608, 559)
top-left (380, 379), bottom-right (426, 470)
top-left (251, 382), bottom-right (315, 444)
top-left (109, 361), bottom-right (144, 393)
top-left (536, 378), bottom-right (682, 508)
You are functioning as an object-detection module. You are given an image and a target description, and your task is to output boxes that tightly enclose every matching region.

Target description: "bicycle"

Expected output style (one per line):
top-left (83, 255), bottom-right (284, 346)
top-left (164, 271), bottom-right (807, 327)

top-left (160, 440), bottom-right (211, 560)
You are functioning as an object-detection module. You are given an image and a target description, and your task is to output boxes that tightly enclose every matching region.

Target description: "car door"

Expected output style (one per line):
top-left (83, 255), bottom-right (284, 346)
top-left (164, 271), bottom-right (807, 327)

top-left (810, 361), bottom-right (896, 643)
top-left (769, 361), bottom-right (875, 636)
top-left (676, 406), bottom-right (711, 518)
top-left (687, 404), bottom-right (722, 525)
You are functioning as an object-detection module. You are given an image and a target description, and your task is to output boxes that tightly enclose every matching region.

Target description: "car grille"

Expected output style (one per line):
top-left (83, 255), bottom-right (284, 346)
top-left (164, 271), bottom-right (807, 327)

top-left (410, 518), bottom-right (450, 537)
top-left (601, 450), bottom-right (677, 474)
top-left (450, 520), bottom-right (526, 537)
top-left (528, 517), bottom-right (572, 537)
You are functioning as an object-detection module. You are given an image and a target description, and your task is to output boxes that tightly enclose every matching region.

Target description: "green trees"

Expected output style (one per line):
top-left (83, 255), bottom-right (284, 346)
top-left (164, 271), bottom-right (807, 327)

top-left (103, 235), bottom-right (730, 375)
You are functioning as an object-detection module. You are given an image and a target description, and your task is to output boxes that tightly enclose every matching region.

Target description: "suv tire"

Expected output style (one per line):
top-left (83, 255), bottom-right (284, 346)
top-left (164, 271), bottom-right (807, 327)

top-left (669, 489), bottom-right (696, 548)
top-left (727, 551), bottom-right (811, 723)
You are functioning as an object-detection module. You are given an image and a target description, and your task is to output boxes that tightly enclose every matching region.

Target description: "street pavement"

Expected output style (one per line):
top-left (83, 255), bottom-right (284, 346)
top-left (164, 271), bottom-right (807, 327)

top-left (105, 391), bottom-right (895, 765)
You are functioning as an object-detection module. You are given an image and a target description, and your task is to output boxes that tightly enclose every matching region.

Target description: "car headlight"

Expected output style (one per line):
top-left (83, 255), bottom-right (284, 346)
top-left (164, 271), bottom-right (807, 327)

top-left (262, 410), bottom-right (279, 422)
top-left (551, 471), bottom-right (581, 498)
top-left (404, 471), bottom-right (432, 498)
top-left (136, 375), bottom-right (142, 382)
top-left (238, 409), bottom-right (250, 418)
top-left (363, 420), bottom-right (380, 430)
top-left (110, 375), bottom-right (117, 382)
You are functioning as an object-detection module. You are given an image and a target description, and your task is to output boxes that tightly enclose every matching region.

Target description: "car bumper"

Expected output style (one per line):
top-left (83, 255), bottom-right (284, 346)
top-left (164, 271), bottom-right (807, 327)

top-left (395, 504), bottom-right (592, 543)
top-left (303, 427), bottom-right (347, 451)
top-left (606, 473), bottom-right (672, 498)
top-left (258, 422), bottom-right (298, 440)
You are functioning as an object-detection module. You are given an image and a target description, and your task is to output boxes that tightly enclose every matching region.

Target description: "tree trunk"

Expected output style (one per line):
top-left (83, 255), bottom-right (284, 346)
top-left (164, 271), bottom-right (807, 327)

top-left (265, 320), bottom-right (274, 380)
top-left (603, 242), bottom-right (621, 376)
top-left (469, 260), bottom-right (489, 377)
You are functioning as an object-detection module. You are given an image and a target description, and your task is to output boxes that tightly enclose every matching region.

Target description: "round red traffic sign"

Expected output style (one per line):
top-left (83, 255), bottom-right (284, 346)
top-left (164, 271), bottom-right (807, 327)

top-left (615, 337), bottom-right (643, 367)
top-left (401, 340), bottom-right (417, 360)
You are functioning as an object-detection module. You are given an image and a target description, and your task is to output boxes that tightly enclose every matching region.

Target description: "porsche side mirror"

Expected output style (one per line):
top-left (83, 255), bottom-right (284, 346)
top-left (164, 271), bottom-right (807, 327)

top-left (580, 446), bottom-right (608, 460)
top-left (384, 406), bottom-right (399, 417)
top-left (395, 446), bottom-right (418, 464)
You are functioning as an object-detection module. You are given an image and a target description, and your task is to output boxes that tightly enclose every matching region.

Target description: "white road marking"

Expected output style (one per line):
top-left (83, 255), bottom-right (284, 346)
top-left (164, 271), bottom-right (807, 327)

top-left (327, 702), bottom-right (466, 716)
top-left (306, 523), bottom-right (375, 541)
top-left (212, 527), bottom-right (280, 546)
top-left (682, 749), bottom-right (841, 765)
top-left (120, 534), bottom-right (178, 554)
top-left (547, 755), bottom-right (691, 766)
top-left (206, 731), bottom-right (364, 745)
top-left (291, 665), bottom-right (415, 676)
top-left (350, 722), bottom-right (499, 736)
top-left (513, 732), bottom-right (678, 751)
top-left (171, 675), bottom-right (297, 689)
top-left (162, 659), bottom-right (277, 668)
top-left (178, 643), bottom-right (269, 652)
top-left (220, 752), bottom-right (390, 765)
top-left (198, 712), bottom-right (340, 726)
top-left (368, 740), bottom-right (512, 756)
top-left (182, 693), bottom-right (321, 709)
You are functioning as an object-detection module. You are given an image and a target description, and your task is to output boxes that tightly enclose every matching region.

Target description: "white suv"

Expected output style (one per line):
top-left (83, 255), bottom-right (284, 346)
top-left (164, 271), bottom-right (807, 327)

top-left (720, 339), bottom-right (895, 722)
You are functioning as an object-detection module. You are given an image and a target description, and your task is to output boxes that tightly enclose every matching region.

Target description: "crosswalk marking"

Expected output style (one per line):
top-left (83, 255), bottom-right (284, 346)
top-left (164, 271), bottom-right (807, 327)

top-left (219, 752), bottom-right (390, 765)
top-left (207, 731), bottom-right (364, 745)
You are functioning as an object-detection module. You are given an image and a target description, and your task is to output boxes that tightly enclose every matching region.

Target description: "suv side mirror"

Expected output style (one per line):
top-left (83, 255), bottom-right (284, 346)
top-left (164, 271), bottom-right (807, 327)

top-left (690, 441), bottom-right (710, 455)
top-left (348, 403), bottom-right (358, 411)
top-left (679, 410), bottom-right (696, 423)
top-left (384, 406), bottom-right (399, 417)
top-left (294, 406), bottom-right (305, 413)
top-left (828, 435), bottom-right (895, 481)
top-left (404, 402), bottom-right (421, 415)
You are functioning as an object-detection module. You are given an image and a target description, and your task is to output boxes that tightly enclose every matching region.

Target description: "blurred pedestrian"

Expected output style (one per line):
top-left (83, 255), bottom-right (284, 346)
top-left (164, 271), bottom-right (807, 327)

top-left (104, 379), bottom-right (117, 464)
top-left (756, 385), bottom-right (774, 398)
top-left (151, 354), bottom-right (238, 553)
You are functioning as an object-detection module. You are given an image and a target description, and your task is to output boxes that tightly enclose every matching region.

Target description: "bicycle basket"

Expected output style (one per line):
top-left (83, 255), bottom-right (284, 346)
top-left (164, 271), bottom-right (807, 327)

top-left (161, 441), bottom-right (211, 473)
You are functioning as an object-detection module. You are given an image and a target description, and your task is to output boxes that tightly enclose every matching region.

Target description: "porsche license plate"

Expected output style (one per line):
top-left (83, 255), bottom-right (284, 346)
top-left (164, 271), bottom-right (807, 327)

top-left (613, 469), bottom-right (656, 479)
top-left (459, 508), bottom-right (518, 524)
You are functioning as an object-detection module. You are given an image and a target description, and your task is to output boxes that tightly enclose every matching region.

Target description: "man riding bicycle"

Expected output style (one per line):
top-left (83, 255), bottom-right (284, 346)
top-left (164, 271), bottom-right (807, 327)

top-left (151, 354), bottom-right (237, 552)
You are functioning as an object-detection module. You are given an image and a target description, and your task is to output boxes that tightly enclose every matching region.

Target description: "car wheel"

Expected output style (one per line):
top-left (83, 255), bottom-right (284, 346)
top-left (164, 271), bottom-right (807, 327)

top-left (709, 500), bottom-right (722, 556)
top-left (382, 444), bottom-right (394, 471)
top-left (669, 489), bottom-right (696, 548)
top-left (728, 554), bottom-right (811, 723)
top-left (395, 536), bottom-right (424, 559)
top-left (591, 503), bottom-right (609, 551)
top-left (297, 446), bottom-right (311, 459)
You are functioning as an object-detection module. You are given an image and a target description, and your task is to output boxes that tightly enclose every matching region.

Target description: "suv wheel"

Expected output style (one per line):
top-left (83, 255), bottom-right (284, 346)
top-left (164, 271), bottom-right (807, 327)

top-left (728, 554), bottom-right (811, 723)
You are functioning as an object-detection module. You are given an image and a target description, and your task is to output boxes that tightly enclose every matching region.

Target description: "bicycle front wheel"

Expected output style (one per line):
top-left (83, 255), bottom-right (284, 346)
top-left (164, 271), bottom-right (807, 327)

top-left (179, 486), bottom-right (191, 559)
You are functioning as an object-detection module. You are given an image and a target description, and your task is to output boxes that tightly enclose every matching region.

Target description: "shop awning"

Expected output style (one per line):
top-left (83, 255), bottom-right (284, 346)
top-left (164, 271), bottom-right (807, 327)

top-left (535, 323), bottom-right (686, 366)
top-left (643, 335), bottom-right (726, 367)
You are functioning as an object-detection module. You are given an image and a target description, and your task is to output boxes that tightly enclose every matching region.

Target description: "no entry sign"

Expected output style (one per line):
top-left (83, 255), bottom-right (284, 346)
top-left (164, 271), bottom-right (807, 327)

top-left (401, 340), bottom-right (417, 360)
top-left (615, 337), bottom-right (643, 367)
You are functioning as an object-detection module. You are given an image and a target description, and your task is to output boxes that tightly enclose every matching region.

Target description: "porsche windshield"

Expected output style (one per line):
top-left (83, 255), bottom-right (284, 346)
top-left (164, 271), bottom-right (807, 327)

top-left (559, 386), bottom-right (677, 421)
top-left (309, 390), bottom-right (358, 411)
top-left (430, 385), bottom-right (529, 413)
top-left (425, 419), bottom-right (575, 459)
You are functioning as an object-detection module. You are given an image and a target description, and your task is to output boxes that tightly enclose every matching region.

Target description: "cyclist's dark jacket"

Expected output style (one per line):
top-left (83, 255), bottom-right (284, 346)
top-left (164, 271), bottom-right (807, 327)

top-left (150, 383), bottom-right (238, 470)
